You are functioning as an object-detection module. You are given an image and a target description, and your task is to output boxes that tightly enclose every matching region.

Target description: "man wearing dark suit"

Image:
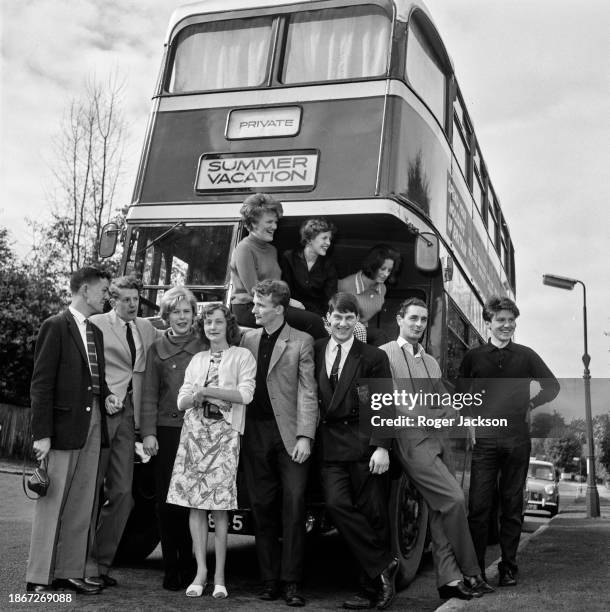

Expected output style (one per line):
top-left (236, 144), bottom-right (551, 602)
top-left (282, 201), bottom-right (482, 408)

top-left (379, 298), bottom-right (492, 601)
top-left (26, 266), bottom-right (114, 594)
top-left (315, 292), bottom-right (398, 611)
top-left (241, 280), bottom-right (318, 607)
top-left (87, 275), bottom-right (159, 587)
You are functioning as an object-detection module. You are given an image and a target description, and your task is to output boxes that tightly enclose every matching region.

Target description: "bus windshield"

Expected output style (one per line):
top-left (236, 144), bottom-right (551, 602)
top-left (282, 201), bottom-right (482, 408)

top-left (169, 16), bottom-right (274, 92)
top-left (124, 223), bottom-right (237, 312)
top-left (282, 5), bottom-right (390, 83)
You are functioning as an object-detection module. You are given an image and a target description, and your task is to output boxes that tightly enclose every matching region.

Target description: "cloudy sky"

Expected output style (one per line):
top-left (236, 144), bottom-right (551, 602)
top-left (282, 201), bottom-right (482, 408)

top-left (1, 0), bottom-right (609, 383)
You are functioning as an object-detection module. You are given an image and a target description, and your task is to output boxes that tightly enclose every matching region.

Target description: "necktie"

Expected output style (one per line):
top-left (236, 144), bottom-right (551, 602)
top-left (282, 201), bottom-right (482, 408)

top-left (125, 322), bottom-right (136, 368)
top-left (330, 344), bottom-right (342, 390)
top-left (85, 320), bottom-right (101, 394)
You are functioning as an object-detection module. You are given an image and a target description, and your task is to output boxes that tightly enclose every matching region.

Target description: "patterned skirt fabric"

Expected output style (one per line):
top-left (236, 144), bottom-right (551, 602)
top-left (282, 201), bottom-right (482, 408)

top-left (167, 407), bottom-right (240, 510)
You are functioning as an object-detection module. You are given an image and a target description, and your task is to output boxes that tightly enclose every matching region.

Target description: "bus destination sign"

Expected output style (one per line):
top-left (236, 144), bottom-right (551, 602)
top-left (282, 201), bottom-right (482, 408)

top-left (195, 151), bottom-right (319, 193)
top-left (226, 107), bottom-right (302, 139)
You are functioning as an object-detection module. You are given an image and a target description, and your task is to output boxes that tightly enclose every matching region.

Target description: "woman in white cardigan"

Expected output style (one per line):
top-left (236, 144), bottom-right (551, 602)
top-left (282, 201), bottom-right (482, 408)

top-left (167, 303), bottom-right (256, 599)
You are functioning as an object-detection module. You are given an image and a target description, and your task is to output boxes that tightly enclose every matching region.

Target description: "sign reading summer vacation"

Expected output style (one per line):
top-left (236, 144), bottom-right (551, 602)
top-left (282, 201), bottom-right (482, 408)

top-left (195, 151), bottom-right (319, 193)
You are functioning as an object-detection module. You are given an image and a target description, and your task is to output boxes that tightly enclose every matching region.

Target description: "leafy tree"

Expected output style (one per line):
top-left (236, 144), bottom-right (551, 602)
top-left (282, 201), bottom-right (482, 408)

top-left (544, 435), bottom-right (583, 472)
top-left (593, 413), bottom-right (610, 482)
top-left (0, 228), bottom-right (67, 405)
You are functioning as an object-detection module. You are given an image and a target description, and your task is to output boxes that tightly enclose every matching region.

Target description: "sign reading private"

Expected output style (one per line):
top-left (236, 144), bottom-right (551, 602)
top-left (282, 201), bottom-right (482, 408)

top-left (195, 151), bottom-right (319, 193)
top-left (226, 107), bottom-right (301, 139)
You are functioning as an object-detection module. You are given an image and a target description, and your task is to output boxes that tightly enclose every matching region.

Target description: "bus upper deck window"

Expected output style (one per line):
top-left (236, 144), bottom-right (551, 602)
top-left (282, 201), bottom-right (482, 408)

top-left (282, 6), bottom-right (390, 84)
top-left (168, 17), bottom-right (274, 92)
top-left (406, 19), bottom-right (447, 125)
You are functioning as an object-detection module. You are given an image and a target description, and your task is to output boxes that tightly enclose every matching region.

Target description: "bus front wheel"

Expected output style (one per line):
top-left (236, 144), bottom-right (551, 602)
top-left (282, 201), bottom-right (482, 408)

top-left (389, 472), bottom-right (429, 590)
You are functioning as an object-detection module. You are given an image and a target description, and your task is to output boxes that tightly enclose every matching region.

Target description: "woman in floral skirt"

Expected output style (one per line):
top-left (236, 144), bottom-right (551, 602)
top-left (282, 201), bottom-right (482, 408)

top-left (167, 304), bottom-right (256, 599)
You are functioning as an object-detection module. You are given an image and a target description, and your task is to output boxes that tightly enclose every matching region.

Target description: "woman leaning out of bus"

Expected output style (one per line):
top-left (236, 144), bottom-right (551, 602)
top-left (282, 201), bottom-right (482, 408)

top-left (338, 244), bottom-right (401, 345)
top-left (166, 304), bottom-right (256, 599)
top-left (230, 193), bottom-right (327, 338)
top-left (280, 216), bottom-right (367, 342)
top-left (141, 287), bottom-right (205, 591)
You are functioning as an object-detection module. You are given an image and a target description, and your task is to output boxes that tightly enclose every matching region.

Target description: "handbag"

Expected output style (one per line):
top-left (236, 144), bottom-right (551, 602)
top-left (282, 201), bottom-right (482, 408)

top-left (23, 456), bottom-right (50, 499)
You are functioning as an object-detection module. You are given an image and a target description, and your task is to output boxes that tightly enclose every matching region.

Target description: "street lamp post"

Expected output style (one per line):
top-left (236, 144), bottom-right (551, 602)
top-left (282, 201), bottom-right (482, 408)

top-left (542, 274), bottom-right (600, 518)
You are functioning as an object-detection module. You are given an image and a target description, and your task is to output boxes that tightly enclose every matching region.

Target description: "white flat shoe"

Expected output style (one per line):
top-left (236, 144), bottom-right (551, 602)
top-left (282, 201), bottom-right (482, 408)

top-left (213, 585), bottom-right (228, 598)
top-left (186, 583), bottom-right (206, 597)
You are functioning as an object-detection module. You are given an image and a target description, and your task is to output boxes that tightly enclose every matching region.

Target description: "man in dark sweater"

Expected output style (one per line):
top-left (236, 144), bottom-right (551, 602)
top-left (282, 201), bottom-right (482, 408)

top-left (457, 296), bottom-right (559, 587)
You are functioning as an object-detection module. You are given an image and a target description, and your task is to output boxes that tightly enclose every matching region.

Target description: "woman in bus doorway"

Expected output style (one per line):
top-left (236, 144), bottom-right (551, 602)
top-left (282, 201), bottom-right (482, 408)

top-left (141, 287), bottom-right (205, 591)
top-left (166, 304), bottom-right (256, 599)
top-left (230, 193), bottom-right (327, 338)
top-left (281, 216), bottom-right (367, 342)
top-left (339, 244), bottom-right (401, 346)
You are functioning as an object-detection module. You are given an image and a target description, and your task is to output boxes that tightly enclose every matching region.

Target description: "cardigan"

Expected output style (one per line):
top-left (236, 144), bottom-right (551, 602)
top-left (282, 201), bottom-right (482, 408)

top-left (338, 271), bottom-right (386, 324)
top-left (177, 345), bottom-right (257, 434)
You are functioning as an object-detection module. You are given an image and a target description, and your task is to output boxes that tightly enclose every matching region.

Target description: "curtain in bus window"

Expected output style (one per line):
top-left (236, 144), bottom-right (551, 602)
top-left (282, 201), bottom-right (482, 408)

top-left (169, 17), bottom-right (273, 92)
top-left (282, 7), bottom-right (390, 83)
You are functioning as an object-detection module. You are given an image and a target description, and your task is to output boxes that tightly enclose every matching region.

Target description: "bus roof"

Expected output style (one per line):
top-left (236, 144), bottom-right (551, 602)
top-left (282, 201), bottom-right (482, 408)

top-left (166, 0), bottom-right (434, 43)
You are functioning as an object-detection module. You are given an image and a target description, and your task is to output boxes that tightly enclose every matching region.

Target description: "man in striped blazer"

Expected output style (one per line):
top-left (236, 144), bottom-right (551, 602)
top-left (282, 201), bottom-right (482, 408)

top-left (380, 298), bottom-right (492, 601)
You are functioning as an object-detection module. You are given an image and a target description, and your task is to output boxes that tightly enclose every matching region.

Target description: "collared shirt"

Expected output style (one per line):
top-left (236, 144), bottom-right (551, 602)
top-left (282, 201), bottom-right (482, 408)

top-left (396, 336), bottom-right (423, 358)
top-left (325, 335), bottom-right (355, 379)
top-left (251, 321), bottom-right (286, 419)
top-left (457, 339), bottom-right (560, 433)
top-left (69, 305), bottom-right (94, 373)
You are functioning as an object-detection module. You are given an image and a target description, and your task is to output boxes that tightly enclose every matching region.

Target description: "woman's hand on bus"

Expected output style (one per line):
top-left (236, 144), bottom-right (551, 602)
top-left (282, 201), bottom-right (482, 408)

top-left (289, 298), bottom-right (305, 310)
top-left (143, 435), bottom-right (159, 456)
top-left (369, 447), bottom-right (389, 474)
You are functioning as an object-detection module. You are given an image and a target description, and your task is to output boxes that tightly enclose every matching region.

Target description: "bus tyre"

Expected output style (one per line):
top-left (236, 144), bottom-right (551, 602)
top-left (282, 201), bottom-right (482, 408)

top-left (114, 461), bottom-right (160, 563)
top-left (389, 472), bottom-right (429, 590)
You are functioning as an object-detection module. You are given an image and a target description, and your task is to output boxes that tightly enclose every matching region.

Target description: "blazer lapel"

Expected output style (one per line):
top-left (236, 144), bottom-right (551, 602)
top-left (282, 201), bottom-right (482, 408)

top-left (316, 339), bottom-right (334, 408)
top-left (267, 324), bottom-right (290, 376)
top-left (327, 341), bottom-right (362, 414)
top-left (65, 310), bottom-right (88, 365)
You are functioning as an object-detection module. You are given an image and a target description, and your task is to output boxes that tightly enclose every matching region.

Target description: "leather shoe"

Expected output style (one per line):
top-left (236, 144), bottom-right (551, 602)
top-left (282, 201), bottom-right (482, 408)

top-left (376, 557), bottom-right (399, 610)
top-left (259, 580), bottom-right (280, 601)
top-left (438, 581), bottom-right (481, 600)
top-left (498, 567), bottom-right (517, 587)
top-left (343, 591), bottom-right (377, 609)
top-left (26, 583), bottom-right (57, 593)
top-left (464, 574), bottom-right (495, 595)
top-left (284, 582), bottom-right (306, 607)
top-left (86, 574), bottom-right (117, 588)
top-left (162, 570), bottom-right (181, 591)
top-left (54, 578), bottom-right (101, 594)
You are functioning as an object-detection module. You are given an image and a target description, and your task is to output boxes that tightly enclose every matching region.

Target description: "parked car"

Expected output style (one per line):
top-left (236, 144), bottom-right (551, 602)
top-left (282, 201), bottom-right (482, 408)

top-left (524, 458), bottom-right (560, 517)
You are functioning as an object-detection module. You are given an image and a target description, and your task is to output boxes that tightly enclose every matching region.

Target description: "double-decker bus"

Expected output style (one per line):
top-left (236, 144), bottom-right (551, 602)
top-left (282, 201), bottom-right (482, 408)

top-left (101, 0), bottom-right (516, 587)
